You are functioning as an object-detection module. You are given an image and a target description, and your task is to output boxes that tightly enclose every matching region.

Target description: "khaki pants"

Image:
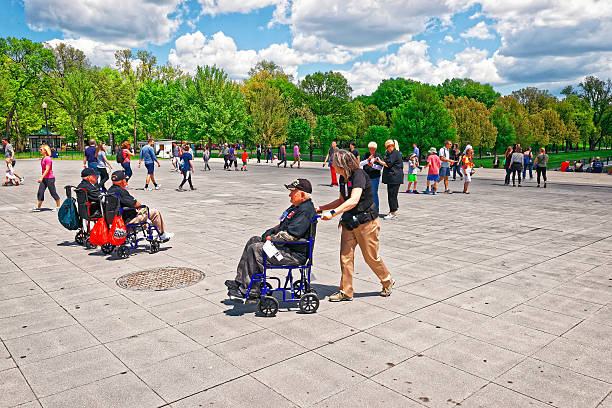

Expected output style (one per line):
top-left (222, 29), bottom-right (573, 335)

top-left (128, 208), bottom-right (166, 234)
top-left (339, 218), bottom-right (391, 297)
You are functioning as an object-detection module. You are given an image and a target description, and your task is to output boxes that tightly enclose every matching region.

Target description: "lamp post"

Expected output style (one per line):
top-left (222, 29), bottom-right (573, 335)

top-left (42, 102), bottom-right (50, 148)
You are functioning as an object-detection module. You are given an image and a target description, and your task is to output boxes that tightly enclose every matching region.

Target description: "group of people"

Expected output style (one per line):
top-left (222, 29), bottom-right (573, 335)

top-left (2, 137), bottom-right (24, 186)
top-left (255, 143), bottom-right (302, 169)
top-left (504, 145), bottom-right (549, 187)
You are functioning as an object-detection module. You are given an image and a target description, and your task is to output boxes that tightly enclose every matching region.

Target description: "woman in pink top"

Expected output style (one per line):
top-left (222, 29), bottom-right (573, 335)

top-left (34, 145), bottom-right (60, 211)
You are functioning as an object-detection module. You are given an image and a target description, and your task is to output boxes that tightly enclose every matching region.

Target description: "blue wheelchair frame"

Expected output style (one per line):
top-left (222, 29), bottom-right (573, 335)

top-left (245, 215), bottom-right (320, 303)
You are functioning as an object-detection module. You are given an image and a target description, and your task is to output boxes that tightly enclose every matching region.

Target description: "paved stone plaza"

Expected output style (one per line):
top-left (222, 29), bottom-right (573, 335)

top-left (1, 158), bottom-right (611, 408)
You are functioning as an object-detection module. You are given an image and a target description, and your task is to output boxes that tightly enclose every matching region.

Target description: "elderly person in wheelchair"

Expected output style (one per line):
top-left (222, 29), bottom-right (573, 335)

top-left (225, 178), bottom-right (316, 299)
top-left (76, 167), bottom-right (101, 214)
top-left (107, 170), bottom-right (174, 242)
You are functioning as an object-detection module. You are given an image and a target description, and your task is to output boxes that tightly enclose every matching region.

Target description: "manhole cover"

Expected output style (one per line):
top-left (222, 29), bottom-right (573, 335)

top-left (116, 267), bottom-right (205, 291)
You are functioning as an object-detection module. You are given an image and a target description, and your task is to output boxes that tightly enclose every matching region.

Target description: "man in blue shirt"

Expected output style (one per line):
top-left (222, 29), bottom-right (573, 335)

top-left (138, 139), bottom-right (160, 190)
top-left (83, 139), bottom-right (98, 175)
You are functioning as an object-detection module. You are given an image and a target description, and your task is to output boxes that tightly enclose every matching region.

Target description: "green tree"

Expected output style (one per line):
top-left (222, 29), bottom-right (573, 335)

top-left (445, 95), bottom-right (497, 153)
top-left (539, 108), bottom-right (567, 148)
top-left (300, 71), bottom-right (352, 118)
top-left (390, 84), bottom-right (455, 152)
top-left (577, 76), bottom-right (612, 148)
top-left (137, 79), bottom-right (184, 140)
top-left (511, 87), bottom-right (556, 114)
top-left (370, 77), bottom-right (420, 116)
top-left (489, 106), bottom-right (515, 153)
top-left (248, 84), bottom-right (290, 145)
top-left (437, 78), bottom-right (499, 108)
top-left (313, 115), bottom-right (337, 149)
top-left (0, 37), bottom-right (54, 147)
top-left (496, 96), bottom-right (532, 146)
top-left (287, 117), bottom-right (311, 148)
top-left (366, 125), bottom-right (390, 154)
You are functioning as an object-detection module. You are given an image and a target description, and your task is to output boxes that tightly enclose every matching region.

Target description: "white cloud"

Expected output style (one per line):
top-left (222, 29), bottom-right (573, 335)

top-left (340, 41), bottom-right (503, 95)
top-left (24, 0), bottom-right (182, 47)
top-left (198, 0), bottom-right (280, 16)
top-left (442, 35), bottom-right (456, 43)
top-left (460, 21), bottom-right (494, 40)
top-left (44, 38), bottom-right (124, 67)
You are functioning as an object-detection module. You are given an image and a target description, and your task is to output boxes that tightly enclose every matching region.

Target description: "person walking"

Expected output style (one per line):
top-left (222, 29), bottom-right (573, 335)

top-left (439, 140), bottom-right (454, 193)
top-left (361, 141), bottom-right (383, 213)
top-left (462, 148), bottom-right (475, 194)
top-left (171, 142), bottom-right (180, 171)
top-left (349, 142), bottom-right (360, 161)
top-left (423, 147), bottom-right (441, 195)
top-left (379, 139), bottom-right (403, 219)
top-left (241, 148), bottom-right (249, 171)
top-left (533, 147), bottom-right (549, 188)
top-left (34, 145), bottom-right (60, 211)
top-left (96, 142), bottom-right (112, 191)
top-left (290, 142), bottom-right (301, 168)
top-left (256, 144), bottom-right (262, 163)
top-left (202, 146), bottom-right (211, 171)
top-left (177, 145), bottom-right (195, 191)
top-left (83, 139), bottom-right (99, 175)
top-left (323, 141), bottom-right (339, 186)
top-left (503, 146), bottom-right (513, 186)
top-left (120, 141), bottom-right (134, 181)
top-left (405, 153), bottom-right (419, 193)
top-left (523, 147), bottom-right (534, 180)
top-left (228, 144), bottom-right (238, 171)
top-left (220, 143), bottom-right (229, 169)
top-left (510, 146), bottom-right (524, 186)
top-left (138, 138), bottom-right (160, 190)
top-left (317, 149), bottom-right (394, 302)
top-left (266, 144), bottom-right (273, 163)
top-left (451, 143), bottom-right (462, 180)
top-left (277, 143), bottom-right (287, 168)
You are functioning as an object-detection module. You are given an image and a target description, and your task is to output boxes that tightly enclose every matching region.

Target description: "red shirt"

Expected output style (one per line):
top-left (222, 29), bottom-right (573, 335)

top-left (241, 151), bottom-right (248, 162)
top-left (560, 161), bottom-right (569, 172)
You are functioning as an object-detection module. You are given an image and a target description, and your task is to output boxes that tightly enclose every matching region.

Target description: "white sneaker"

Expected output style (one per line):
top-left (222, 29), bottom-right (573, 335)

top-left (160, 232), bottom-right (174, 242)
top-left (144, 187), bottom-right (153, 191)
top-left (52, 207), bottom-right (59, 212)
top-left (32, 208), bottom-right (42, 212)
top-left (383, 213), bottom-right (397, 220)
top-left (19, 178), bottom-right (24, 183)
top-left (154, 185), bottom-right (160, 190)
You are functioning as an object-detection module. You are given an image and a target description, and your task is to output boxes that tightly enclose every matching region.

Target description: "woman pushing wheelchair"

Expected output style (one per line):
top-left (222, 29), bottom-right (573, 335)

top-left (317, 149), bottom-right (394, 302)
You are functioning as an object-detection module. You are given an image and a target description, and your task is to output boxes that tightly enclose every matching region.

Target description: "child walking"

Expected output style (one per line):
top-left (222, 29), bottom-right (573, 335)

top-left (4, 158), bottom-right (20, 186)
top-left (405, 153), bottom-right (419, 193)
top-left (241, 149), bottom-right (249, 171)
top-left (423, 147), bottom-right (441, 195)
top-left (462, 148), bottom-right (474, 194)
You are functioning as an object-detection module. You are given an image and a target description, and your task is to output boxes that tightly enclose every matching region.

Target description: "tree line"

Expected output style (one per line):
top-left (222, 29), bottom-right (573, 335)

top-left (1, 37), bottom-right (611, 155)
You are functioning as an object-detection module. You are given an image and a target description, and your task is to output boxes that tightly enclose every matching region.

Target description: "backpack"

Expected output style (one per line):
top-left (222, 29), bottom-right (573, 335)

top-left (116, 148), bottom-right (124, 164)
top-left (58, 197), bottom-right (80, 230)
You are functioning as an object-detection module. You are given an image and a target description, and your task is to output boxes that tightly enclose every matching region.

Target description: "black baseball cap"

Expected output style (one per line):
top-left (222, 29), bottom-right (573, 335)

top-left (111, 170), bottom-right (127, 181)
top-left (285, 178), bottom-right (312, 194)
top-left (81, 168), bottom-right (96, 177)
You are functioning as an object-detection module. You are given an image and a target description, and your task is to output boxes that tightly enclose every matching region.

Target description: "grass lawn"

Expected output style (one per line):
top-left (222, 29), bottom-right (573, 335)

top-left (473, 149), bottom-right (612, 169)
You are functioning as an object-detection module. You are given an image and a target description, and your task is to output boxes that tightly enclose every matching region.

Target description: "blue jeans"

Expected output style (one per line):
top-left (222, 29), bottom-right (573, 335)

top-left (522, 163), bottom-right (533, 179)
top-left (88, 162), bottom-right (99, 175)
top-left (371, 177), bottom-right (380, 213)
top-left (121, 162), bottom-right (132, 180)
top-left (452, 162), bottom-right (462, 179)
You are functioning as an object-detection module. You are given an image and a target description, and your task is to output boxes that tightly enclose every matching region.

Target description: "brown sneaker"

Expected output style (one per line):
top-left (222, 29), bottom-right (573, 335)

top-left (380, 279), bottom-right (395, 297)
top-left (328, 291), bottom-right (353, 302)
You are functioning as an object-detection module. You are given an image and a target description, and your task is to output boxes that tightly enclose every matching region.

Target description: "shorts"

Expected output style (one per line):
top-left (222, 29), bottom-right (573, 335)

top-left (145, 163), bottom-right (155, 175)
top-left (427, 174), bottom-right (439, 182)
top-left (407, 174), bottom-right (417, 182)
top-left (439, 167), bottom-right (450, 178)
top-left (464, 168), bottom-right (472, 182)
top-left (242, 161), bottom-right (247, 166)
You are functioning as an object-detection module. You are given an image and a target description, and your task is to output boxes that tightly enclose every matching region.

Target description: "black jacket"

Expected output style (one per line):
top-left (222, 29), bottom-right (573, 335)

top-left (382, 149), bottom-right (404, 185)
top-left (76, 179), bottom-right (101, 214)
top-left (263, 199), bottom-right (316, 263)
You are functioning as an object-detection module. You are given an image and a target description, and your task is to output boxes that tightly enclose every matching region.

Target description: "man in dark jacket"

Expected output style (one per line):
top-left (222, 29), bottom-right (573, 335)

top-left (225, 178), bottom-right (317, 298)
top-left (379, 140), bottom-right (403, 220)
top-left (76, 168), bottom-right (101, 215)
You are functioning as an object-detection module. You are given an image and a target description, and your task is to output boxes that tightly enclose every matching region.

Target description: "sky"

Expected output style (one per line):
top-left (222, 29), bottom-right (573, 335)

top-left (3, 0), bottom-right (611, 96)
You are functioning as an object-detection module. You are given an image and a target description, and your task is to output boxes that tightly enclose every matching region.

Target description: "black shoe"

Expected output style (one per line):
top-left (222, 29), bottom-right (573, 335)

top-left (225, 280), bottom-right (240, 289)
top-left (227, 287), bottom-right (244, 298)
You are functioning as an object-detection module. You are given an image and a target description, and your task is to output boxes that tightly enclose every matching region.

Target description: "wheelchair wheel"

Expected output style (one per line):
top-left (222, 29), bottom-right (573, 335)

top-left (258, 296), bottom-right (279, 317)
top-left (101, 243), bottom-right (114, 255)
top-left (292, 279), bottom-right (311, 298)
top-left (149, 240), bottom-right (160, 254)
top-left (116, 245), bottom-right (130, 259)
top-left (299, 293), bottom-right (319, 314)
top-left (84, 239), bottom-right (95, 250)
top-left (75, 231), bottom-right (85, 245)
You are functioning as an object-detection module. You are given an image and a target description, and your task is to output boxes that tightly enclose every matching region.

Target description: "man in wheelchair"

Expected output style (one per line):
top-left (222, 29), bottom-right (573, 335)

top-left (76, 168), bottom-right (101, 215)
top-left (107, 170), bottom-right (174, 242)
top-left (225, 178), bottom-right (316, 298)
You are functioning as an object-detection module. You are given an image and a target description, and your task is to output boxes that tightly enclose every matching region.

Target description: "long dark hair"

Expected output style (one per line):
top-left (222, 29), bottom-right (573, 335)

top-left (95, 142), bottom-right (105, 158)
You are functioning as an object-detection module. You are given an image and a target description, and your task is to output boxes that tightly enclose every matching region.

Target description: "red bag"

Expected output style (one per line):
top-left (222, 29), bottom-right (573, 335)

top-left (89, 218), bottom-right (109, 246)
top-left (108, 215), bottom-right (127, 245)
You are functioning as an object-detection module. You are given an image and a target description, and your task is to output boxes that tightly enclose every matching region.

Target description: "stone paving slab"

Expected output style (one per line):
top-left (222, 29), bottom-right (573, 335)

top-left (1, 159), bottom-right (611, 407)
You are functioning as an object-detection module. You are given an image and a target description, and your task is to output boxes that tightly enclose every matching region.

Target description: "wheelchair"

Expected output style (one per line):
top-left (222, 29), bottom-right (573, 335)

top-left (65, 185), bottom-right (104, 250)
top-left (103, 193), bottom-right (164, 259)
top-left (245, 215), bottom-right (320, 317)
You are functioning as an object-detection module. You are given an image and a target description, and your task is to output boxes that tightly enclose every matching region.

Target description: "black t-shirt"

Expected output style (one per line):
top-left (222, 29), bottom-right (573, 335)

top-left (351, 148), bottom-right (359, 158)
top-left (339, 168), bottom-right (374, 215)
top-left (107, 184), bottom-right (138, 220)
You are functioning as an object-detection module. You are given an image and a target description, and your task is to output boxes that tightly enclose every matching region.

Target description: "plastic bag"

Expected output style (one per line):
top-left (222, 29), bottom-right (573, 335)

top-left (108, 215), bottom-right (127, 245)
top-left (89, 218), bottom-right (109, 246)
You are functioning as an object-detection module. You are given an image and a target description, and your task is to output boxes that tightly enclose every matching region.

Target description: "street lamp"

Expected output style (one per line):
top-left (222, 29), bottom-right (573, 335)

top-left (42, 102), bottom-right (50, 148)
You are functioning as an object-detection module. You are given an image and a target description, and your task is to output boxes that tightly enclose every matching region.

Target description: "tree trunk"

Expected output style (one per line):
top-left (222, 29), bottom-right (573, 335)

top-left (77, 124), bottom-right (85, 152)
top-left (13, 110), bottom-right (24, 151)
top-left (5, 110), bottom-right (13, 141)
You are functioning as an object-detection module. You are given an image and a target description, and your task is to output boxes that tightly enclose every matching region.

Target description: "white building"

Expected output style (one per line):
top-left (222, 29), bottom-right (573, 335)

top-left (137, 139), bottom-right (175, 159)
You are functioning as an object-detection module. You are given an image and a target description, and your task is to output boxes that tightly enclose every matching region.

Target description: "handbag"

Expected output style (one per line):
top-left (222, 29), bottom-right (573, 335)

top-left (89, 218), bottom-right (110, 246)
top-left (108, 215), bottom-right (127, 245)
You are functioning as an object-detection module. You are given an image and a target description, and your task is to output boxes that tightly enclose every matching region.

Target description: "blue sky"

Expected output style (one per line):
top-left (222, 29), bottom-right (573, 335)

top-left (3, 0), bottom-right (610, 96)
